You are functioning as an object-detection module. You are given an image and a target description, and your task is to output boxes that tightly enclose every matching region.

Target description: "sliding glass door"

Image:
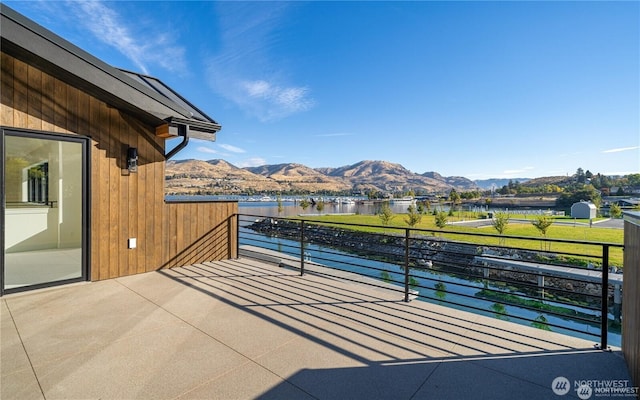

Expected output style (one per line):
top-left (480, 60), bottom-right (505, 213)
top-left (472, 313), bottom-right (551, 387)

top-left (2, 130), bottom-right (88, 294)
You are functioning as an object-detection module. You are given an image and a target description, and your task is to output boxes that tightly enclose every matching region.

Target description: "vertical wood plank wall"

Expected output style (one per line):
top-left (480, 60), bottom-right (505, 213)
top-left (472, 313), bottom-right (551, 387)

top-left (162, 201), bottom-right (237, 269)
top-left (1, 53), bottom-right (237, 280)
top-left (622, 212), bottom-right (640, 386)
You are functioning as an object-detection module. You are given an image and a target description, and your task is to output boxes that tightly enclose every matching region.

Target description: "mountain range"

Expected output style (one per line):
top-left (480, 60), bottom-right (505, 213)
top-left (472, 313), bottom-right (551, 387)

top-left (473, 178), bottom-right (531, 189)
top-left (165, 159), bottom-right (482, 195)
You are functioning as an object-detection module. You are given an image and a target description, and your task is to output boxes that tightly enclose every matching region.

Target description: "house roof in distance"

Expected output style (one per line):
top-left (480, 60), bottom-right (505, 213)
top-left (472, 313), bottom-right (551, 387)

top-left (0, 4), bottom-right (220, 141)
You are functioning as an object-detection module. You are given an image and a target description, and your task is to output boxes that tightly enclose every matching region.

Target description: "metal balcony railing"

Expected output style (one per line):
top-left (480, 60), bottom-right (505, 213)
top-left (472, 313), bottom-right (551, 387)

top-left (236, 213), bottom-right (624, 350)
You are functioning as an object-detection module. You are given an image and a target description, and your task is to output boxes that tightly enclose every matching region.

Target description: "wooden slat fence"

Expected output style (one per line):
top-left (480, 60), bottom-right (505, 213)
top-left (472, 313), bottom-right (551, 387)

top-left (623, 212), bottom-right (640, 386)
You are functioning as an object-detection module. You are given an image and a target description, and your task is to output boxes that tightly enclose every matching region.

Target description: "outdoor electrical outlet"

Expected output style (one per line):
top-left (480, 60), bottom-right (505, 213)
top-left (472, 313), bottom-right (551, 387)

top-left (128, 238), bottom-right (137, 249)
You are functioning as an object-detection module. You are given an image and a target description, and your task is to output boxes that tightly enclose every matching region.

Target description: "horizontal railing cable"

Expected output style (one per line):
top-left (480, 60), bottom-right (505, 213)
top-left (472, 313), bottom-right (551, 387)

top-left (236, 213), bottom-right (623, 348)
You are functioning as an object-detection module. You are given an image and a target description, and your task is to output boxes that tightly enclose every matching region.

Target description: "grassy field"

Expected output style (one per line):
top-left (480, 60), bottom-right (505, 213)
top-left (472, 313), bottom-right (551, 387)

top-left (297, 213), bottom-right (624, 267)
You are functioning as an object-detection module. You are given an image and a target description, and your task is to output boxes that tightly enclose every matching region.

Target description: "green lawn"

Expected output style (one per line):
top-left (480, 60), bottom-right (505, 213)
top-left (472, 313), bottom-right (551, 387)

top-left (297, 213), bottom-right (624, 267)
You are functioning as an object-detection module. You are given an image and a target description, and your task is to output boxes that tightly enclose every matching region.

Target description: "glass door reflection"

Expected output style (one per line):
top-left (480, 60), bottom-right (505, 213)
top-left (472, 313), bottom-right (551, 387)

top-left (3, 133), bottom-right (86, 291)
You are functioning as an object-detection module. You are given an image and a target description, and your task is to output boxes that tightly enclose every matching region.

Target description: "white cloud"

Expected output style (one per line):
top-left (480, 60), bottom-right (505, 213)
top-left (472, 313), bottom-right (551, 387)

top-left (218, 144), bottom-right (246, 153)
top-left (238, 80), bottom-right (314, 118)
top-left (276, 87), bottom-right (314, 112)
top-left (237, 157), bottom-right (267, 168)
top-left (70, 0), bottom-right (187, 75)
top-left (602, 146), bottom-right (640, 154)
top-left (244, 81), bottom-right (272, 98)
top-left (206, 2), bottom-right (315, 122)
top-left (196, 146), bottom-right (217, 155)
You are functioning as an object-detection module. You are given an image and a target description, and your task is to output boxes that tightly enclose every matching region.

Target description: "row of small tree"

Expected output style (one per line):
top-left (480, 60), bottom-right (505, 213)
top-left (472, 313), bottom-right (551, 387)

top-left (377, 204), bottom-right (556, 250)
top-left (491, 211), bottom-right (554, 250)
top-left (292, 198), bottom-right (557, 248)
top-left (280, 196), bottom-right (326, 214)
top-left (378, 202), bottom-right (450, 230)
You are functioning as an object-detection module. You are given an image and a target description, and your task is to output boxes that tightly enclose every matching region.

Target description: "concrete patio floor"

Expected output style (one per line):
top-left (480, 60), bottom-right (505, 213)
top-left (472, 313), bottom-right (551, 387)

top-left (1, 257), bottom-right (633, 400)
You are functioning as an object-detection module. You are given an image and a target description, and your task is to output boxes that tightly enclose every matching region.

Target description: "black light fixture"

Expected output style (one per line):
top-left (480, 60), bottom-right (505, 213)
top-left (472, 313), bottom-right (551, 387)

top-left (127, 147), bottom-right (138, 173)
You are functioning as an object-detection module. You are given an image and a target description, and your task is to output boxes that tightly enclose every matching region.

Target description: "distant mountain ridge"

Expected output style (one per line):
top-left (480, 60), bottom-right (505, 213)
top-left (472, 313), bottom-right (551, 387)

top-left (321, 160), bottom-right (436, 191)
top-left (165, 159), bottom-right (479, 195)
top-left (424, 171), bottom-right (480, 190)
top-left (521, 176), bottom-right (573, 187)
top-left (473, 178), bottom-right (531, 190)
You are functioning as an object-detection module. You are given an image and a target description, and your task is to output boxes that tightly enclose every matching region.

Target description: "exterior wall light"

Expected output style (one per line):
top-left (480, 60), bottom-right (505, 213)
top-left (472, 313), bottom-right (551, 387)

top-left (127, 147), bottom-right (138, 173)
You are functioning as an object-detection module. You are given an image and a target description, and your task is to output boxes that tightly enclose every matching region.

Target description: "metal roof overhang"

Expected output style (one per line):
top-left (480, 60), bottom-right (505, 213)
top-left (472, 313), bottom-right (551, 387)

top-left (163, 117), bottom-right (221, 141)
top-left (0, 4), bottom-right (220, 153)
top-left (159, 116), bottom-right (221, 159)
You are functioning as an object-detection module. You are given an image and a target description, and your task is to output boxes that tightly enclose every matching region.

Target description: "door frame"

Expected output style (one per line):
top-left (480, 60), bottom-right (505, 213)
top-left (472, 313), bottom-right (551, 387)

top-left (1, 127), bottom-right (91, 296)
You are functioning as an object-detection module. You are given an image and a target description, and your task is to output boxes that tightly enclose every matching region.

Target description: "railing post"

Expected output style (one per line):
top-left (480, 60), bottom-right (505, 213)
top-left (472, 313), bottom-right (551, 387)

top-left (600, 244), bottom-right (609, 350)
top-left (404, 228), bottom-right (410, 302)
top-left (235, 214), bottom-right (240, 259)
top-left (300, 220), bottom-right (305, 276)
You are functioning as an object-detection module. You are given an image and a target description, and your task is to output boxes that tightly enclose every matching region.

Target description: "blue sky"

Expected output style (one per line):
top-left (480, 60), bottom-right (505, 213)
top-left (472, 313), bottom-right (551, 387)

top-left (6, 1), bottom-right (639, 180)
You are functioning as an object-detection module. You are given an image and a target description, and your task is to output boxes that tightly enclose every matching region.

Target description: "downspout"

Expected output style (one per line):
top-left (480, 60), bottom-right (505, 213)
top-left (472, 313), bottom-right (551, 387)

top-left (165, 123), bottom-right (189, 160)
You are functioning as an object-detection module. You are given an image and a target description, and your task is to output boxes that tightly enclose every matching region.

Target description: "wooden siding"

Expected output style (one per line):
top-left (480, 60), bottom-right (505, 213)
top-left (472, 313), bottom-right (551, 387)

top-left (162, 201), bottom-right (237, 269)
top-left (622, 213), bottom-right (640, 386)
top-left (1, 53), bottom-right (237, 281)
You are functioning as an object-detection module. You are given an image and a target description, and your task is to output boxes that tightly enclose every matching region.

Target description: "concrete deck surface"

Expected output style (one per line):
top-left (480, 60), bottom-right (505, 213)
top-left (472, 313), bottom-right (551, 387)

top-left (1, 257), bottom-right (633, 400)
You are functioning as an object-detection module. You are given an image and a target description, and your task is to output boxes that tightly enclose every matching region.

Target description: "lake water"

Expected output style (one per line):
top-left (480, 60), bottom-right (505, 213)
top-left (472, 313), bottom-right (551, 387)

top-left (240, 200), bottom-right (393, 216)
top-left (167, 196), bottom-right (456, 217)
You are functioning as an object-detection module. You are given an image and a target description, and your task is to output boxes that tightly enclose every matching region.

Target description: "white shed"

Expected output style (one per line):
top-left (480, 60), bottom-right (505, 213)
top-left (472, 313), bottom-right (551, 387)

top-left (571, 201), bottom-right (597, 219)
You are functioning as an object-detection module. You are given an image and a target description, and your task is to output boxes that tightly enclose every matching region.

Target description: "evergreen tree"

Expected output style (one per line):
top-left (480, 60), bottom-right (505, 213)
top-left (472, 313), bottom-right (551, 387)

top-left (435, 211), bottom-right (448, 229)
top-left (576, 168), bottom-right (586, 183)
top-left (300, 198), bottom-right (310, 211)
top-left (557, 184), bottom-right (601, 209)
top-left (378, 202), bottom-right (395, 226)
top-left (491, 211), bottom-right (510, 245)
top-left (610, 203), bottom-right (622, 218)
top-left (277, 195), bottom-right (283, 214)
top-left (449, 189), bottom-right (461, 205)
top-left (404, 205), bottom-right (422, 228)
top-left (532, 215), bottom-right (554, 250)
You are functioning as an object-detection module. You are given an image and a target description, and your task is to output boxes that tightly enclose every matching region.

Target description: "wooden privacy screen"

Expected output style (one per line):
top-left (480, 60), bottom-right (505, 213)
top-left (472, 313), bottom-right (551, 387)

top-left (622, 212), bottom-right (640, 387)
top-left (162, 201), bottom-right (238, 270)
